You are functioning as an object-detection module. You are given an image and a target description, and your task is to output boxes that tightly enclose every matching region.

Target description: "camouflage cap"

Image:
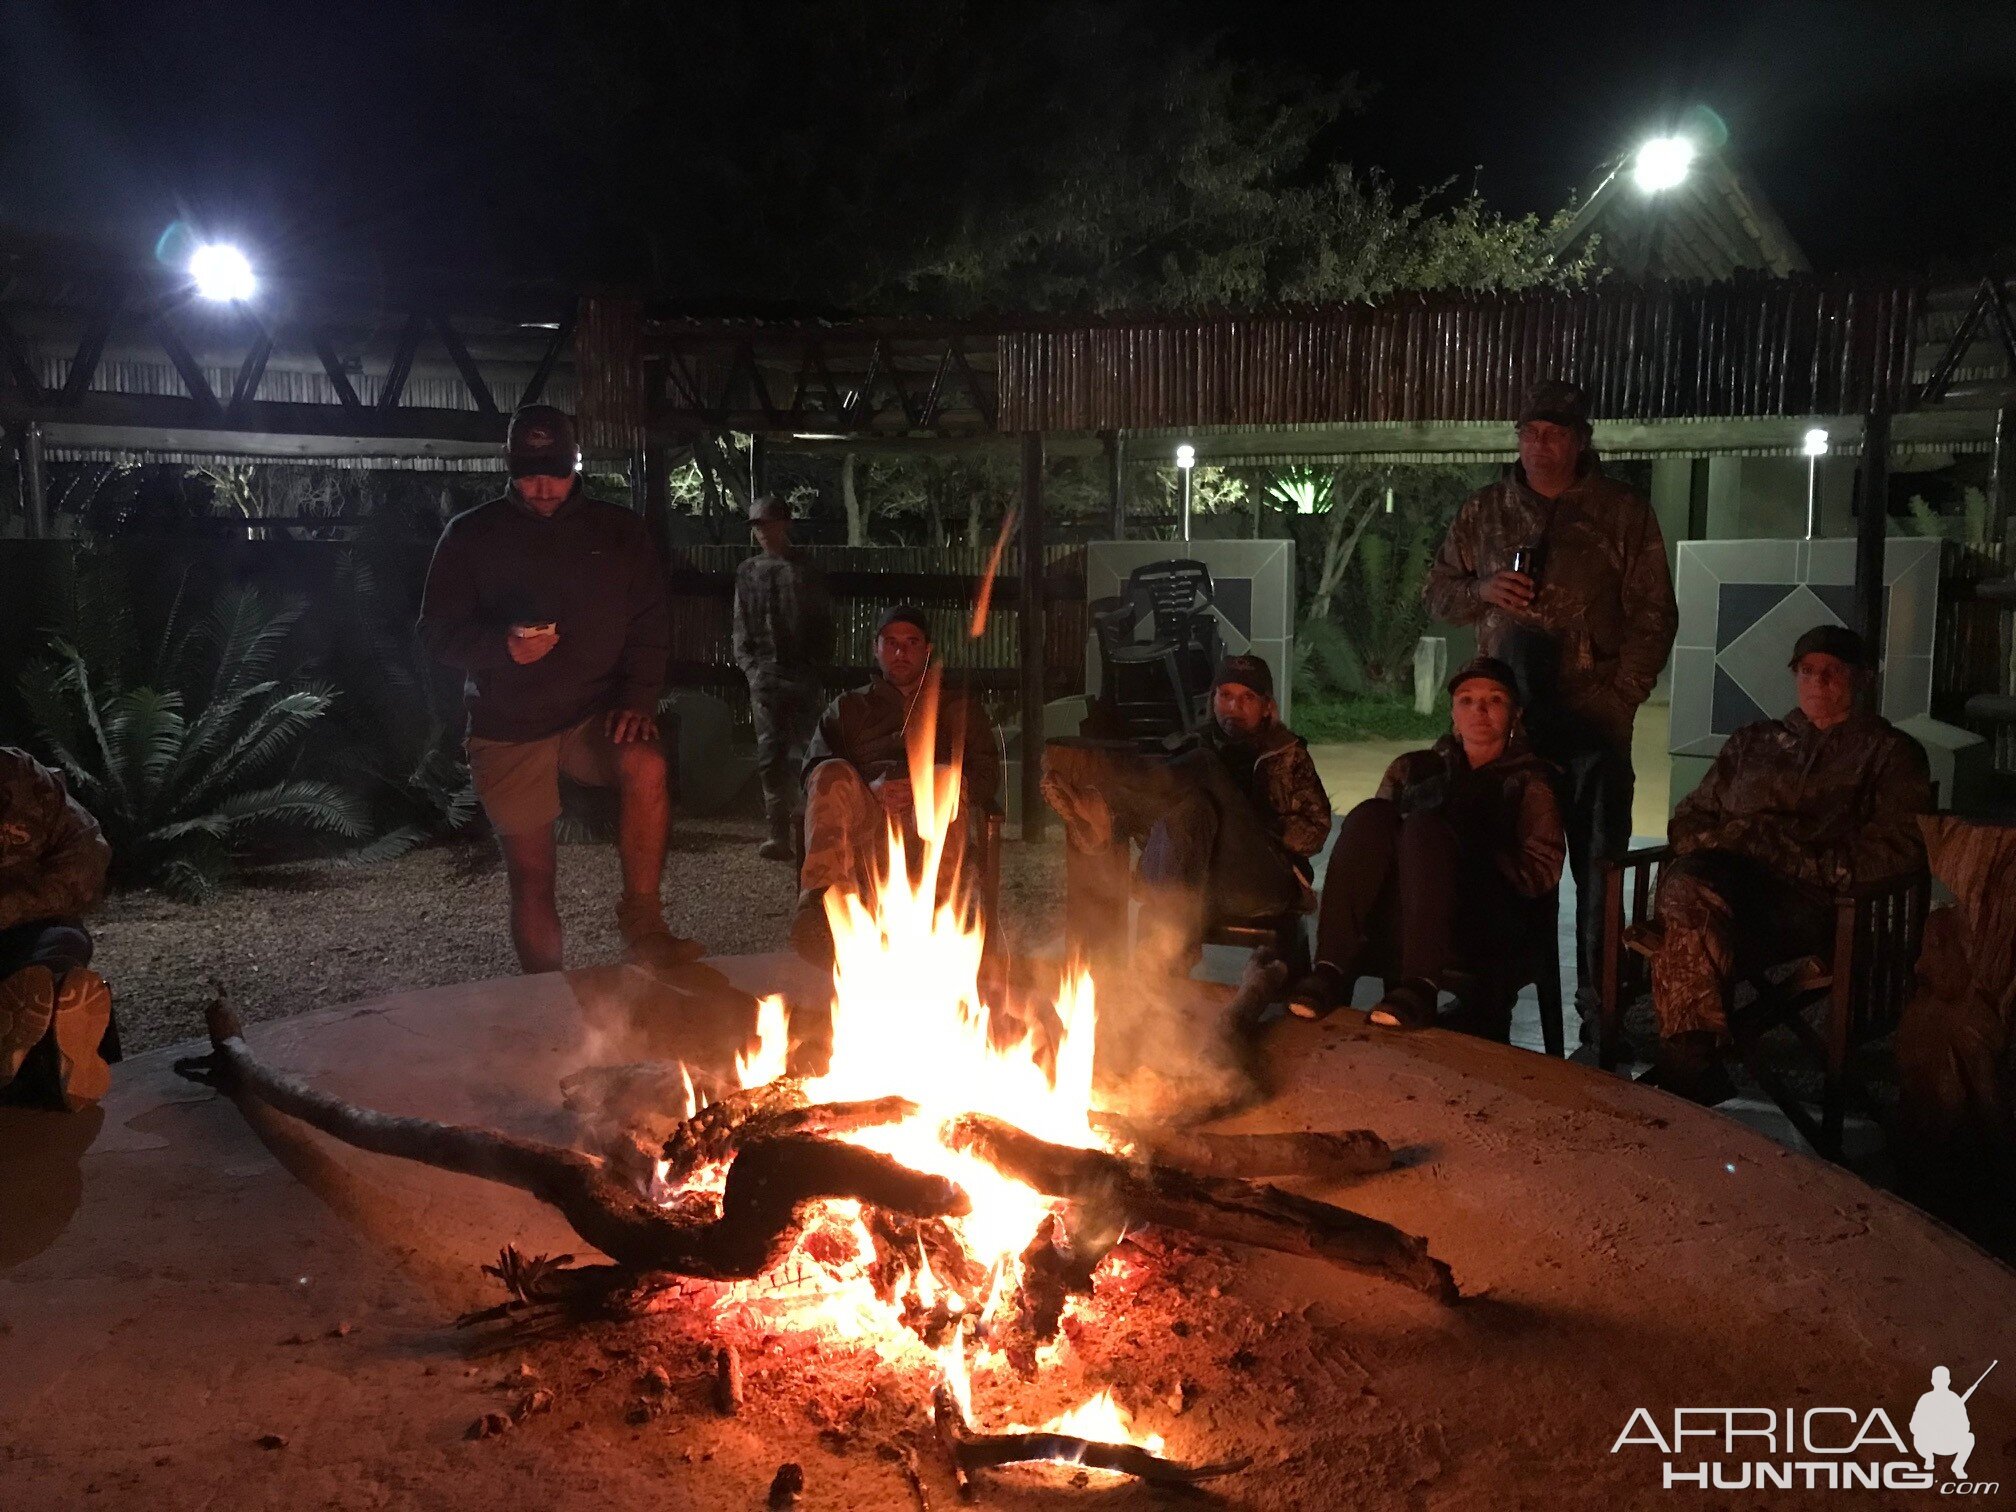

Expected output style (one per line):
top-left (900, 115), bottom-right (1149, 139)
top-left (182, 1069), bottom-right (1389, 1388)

top-left (1517, 379), bottom-right (1591, 431)
top-left (1445, 654), bottom-right (1522, 704)
top-left (1212, 653), bottom-right (1274, 700)
top-left (1788, 623), bottom-right (1869, 670)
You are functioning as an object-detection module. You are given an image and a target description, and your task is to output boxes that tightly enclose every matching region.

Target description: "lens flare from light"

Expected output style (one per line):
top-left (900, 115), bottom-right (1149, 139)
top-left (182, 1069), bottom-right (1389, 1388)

top-left (189, 243), bottom-right (256, 301)
top-left (1632, 137), bottom-right (1695, 193)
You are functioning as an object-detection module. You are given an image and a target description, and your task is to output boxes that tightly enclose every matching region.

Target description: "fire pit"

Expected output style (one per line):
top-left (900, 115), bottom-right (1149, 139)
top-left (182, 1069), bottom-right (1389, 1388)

top-left (175, 720), bottom-right (1456, 1498)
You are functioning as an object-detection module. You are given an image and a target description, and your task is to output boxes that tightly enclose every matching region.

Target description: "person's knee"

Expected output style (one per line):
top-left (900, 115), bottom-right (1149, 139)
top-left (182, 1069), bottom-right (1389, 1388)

top-left (615, 739), bottom-right (667, 791)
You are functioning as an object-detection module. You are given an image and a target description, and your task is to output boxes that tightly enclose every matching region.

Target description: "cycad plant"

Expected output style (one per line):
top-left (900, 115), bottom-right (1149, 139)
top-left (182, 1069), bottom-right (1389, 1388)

top-left (18, 577), bottom-right (367, 898)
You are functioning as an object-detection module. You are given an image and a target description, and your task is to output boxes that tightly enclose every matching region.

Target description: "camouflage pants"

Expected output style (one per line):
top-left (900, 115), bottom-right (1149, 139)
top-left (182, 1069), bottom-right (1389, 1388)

top-left (750, 675), bottom-right (821, 830)
top-left (801, 761), bottom-right (975, 905)
top-left (1650, 850), bottom-right (1831, 1040)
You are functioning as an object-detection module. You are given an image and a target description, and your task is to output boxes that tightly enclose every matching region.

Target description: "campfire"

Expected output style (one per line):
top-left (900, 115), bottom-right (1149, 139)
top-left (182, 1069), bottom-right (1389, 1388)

top-left (178, 677), bottom-right (1456, 1494)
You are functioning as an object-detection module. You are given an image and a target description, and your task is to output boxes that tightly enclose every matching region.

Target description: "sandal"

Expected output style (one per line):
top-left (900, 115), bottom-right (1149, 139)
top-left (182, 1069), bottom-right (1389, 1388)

top-left (1368, 978), bottom-right (1438, 1030)
top-left (1285, 963), bottom-right (1348, 1020)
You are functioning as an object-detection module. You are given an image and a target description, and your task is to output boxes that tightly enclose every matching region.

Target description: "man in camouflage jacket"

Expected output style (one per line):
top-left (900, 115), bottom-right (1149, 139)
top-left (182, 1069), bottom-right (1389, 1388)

top-left (0, 747), bottom-right (115, 1109)
top-left (1645, 625), bottom-right (1931, 1102)
top-left (1424, 379), bottom-right (1677, 1022)
top-left (1044, 654), bottom-right (1332, 977)
top-left (734, 495), bottom-right (834, 861)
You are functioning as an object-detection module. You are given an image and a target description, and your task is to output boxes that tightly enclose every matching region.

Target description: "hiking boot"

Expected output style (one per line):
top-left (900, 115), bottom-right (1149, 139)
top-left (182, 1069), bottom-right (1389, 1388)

top-left (790, 888), bottom-right (834, 968)
top-left (1368, 977), bottom-right (1439, 1030)
top-left (1637, 1030), bottom-right (1738, 1107)
top-left (615, 895), bottom-right (706, 971)
top-left (1286, 963), bottom-right (1348, 1021)
top-left (49, 968), bottom-right (112, 1111)
top-left (1, 965), bottom-right (57, 1091)
top-left (758, 816), bottom-right (795, 864)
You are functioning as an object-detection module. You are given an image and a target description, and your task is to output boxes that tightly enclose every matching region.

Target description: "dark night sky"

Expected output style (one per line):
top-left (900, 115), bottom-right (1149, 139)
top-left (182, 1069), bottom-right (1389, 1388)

top-left (5, 0), bottom-right (2014, 285)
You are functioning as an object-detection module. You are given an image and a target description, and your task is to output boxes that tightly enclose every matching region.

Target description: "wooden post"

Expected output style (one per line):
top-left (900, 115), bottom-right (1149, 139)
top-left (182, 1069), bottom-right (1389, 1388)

top-left (639, 444), bottom-right (671, 559)
top-left (1854, 408), bottom-right (1890, 698)
top-left (1019, 432), bottom-right (1046, 840)
top-left (749, 433), bottom-right (770, 501)
top-left (18, 422), bottom-right (48, 538)
top-left (1102, 430), bottom-right (1125, 539)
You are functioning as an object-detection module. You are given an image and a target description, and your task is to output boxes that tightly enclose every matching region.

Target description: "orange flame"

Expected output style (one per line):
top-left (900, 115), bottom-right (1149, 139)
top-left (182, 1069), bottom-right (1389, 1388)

top-left (968, 506), bottom-right (1019, 638)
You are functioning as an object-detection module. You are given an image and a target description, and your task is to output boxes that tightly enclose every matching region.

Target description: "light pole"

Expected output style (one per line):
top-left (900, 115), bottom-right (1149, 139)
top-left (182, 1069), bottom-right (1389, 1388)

top-left (1803, 427), bottom-right (1829, 538)
top-left (1176, 443), bottom-right (1195, 542)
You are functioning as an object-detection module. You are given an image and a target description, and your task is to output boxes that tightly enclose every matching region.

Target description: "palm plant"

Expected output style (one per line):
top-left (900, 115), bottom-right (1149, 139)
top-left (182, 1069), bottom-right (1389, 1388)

top-left (17, 579), bottom-right (367, 898)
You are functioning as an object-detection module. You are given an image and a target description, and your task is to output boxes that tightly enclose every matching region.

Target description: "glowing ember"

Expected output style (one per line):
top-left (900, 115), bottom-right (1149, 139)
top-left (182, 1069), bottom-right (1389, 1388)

top-left (735, 995), bottom-right (790, 1089)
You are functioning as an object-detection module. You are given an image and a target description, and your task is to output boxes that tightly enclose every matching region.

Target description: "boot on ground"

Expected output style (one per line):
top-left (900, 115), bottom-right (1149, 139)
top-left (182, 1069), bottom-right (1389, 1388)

top-left (0, 965), bottom-right (57, 1091)
top-left (615, 895), bottom-right (706, 971)
top-left (757, 812), bottom-right (795, 864)
top-left (1637, 1029), bottom-right (1738, 1106)
top-left (49, 967), bottom-right (112, 1111)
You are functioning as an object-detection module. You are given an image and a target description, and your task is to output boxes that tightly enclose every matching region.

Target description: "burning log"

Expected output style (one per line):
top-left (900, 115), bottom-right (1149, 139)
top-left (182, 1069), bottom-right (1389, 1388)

top-left (656, 1080), bottom-right (917, 1185)
top-left (945, 1114), bottom-right (1458, 1303)
top-left (931, 1384), bottom-right (1251, 1491)
top-left (1090, 1115), bottom-right (1394, 1181)
top-left (181, 996), bottom-right (969, 1284)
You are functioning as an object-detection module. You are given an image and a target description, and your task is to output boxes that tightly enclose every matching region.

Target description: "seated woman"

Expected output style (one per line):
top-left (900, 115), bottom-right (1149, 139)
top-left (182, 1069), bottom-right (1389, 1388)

top-left (1286, 657), bottom-right (1564, 1029)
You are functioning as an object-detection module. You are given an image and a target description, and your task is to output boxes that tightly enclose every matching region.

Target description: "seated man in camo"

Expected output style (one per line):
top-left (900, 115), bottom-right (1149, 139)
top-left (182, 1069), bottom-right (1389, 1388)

top-left (791, 606), bottom-right (1001, 965)
top-left (1644, 625), bottom-right (1930, 1104)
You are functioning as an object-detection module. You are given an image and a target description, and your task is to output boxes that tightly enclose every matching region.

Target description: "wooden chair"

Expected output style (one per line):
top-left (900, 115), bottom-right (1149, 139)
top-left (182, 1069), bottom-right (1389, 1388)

top-left (1598, 846), bottom-right (1931, 1160)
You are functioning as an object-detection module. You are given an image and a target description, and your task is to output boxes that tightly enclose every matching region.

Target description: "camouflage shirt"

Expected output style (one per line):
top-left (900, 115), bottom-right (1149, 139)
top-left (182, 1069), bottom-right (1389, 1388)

top-left (732, 551), bottom-right (833, 685)
top-left (1202, 720), bottom-right (1333, 863)
top-left (0, 747), bottom-right (112, 931)
top-left (1669, 708), bottom-right (1931, 892)
top-left (1424, 458), bottom-right (1677, 747)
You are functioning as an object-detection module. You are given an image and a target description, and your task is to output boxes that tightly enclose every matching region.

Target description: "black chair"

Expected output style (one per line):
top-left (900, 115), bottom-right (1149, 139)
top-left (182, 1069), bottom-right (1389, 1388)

top-left (1125, 559), bottom-right (1223, 702)
top-left (1089, 592), bottom-right (1200, 740)
top-left (1599, 846), bottom-right (1931, 1160)
top-left (1203, 902), bottom-right (1313, 979)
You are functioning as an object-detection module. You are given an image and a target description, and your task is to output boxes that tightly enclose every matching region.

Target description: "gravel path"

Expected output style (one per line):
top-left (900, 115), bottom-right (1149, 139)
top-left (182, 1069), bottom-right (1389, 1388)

top-left (93, 816), bottom-right (1068, 1056)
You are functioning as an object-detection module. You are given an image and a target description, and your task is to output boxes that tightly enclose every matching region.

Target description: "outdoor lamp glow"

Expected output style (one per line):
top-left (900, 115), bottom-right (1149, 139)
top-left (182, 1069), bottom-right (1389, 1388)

top-left (1631, 137), bottom-right (1695, 193)
top-left (189, 243), bottom-right (256, 301)
top-left (1802, 427), bottom-right (1830, 457)
top-left (1175, 444), bottom-right (1196, 470)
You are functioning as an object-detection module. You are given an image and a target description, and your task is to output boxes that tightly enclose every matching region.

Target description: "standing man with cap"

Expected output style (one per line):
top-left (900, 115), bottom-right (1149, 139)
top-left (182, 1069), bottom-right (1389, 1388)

top-left (419, 404), bottom-right (699, 975)
top-left (1286, 656), bottom-right (1564, 1029)
top-left (1642, 624), bottom-right (1929, 1101)
top-left (1424, 379), bottom-right (1677, 1033)
top-left (793, 606), bottom-right (1001, 962)
top-left (734, 495), bottom-right (833, 862)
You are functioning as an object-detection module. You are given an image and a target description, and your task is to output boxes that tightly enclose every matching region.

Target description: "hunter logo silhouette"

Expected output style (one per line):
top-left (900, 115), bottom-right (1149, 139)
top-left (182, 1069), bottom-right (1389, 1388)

top-left (1911, 1361), bottom-right (1994, 1481)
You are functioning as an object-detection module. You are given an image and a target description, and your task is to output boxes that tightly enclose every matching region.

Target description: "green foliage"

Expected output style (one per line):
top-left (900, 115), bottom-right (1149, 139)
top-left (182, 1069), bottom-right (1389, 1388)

top-left (505, 1), bottom-right (1590, 314)
top-left (1295, 692), bottom-right (1448, 744)
top-left (17, 575), bottom-right (366, 898)
top-left (321, 528), bottom-right (480, 863)
top-left (1898, 488), bottom-right (1992, 554)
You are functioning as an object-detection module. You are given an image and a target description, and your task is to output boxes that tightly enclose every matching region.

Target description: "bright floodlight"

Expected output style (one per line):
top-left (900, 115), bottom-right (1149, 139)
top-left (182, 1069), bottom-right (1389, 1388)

top-left (1632, 137), bottom-right (1695, 193)
top-left (1802, 427), bottom-right (1830, 458)
top-left (1175, 443), bottom-right (1196, 470)
top-left (189, 243), bottom-right (255, 301)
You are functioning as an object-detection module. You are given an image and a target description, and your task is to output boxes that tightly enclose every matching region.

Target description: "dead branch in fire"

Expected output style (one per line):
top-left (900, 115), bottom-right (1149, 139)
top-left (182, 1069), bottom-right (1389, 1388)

top-left (944, 1114), bottom-right (1459, 1303)
top-left (179, 996), bottom-right (969, 1285)
top-left (931, 1384), bottom-right (1252, 1491)
top-left (1090, 1115), bottom-right (1394, 1180)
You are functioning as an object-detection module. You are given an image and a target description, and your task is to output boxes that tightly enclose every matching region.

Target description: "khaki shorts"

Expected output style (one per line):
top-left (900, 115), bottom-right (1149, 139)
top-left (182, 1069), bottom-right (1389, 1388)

top-left (467, 713), bottom-right (617, 835)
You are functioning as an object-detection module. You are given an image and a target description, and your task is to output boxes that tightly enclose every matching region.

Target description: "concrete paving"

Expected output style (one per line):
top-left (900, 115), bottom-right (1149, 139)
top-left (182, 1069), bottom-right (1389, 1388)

top-left (1, 957), bottom-right (2010, 1506)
